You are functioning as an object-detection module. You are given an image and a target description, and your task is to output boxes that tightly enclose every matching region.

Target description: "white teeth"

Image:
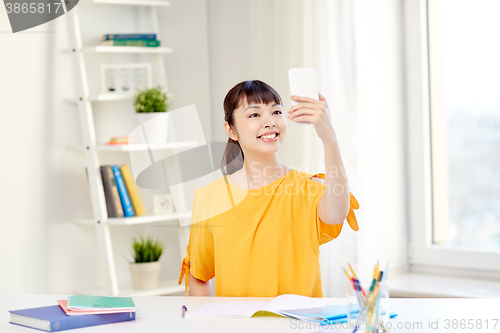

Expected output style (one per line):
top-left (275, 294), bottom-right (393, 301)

top-left (260, 133), bottom-right (277, 139)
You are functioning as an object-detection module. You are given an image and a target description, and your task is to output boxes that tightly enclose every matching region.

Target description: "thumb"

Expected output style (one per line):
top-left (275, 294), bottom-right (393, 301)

top-left (318, 92), bottom-right (328, 104)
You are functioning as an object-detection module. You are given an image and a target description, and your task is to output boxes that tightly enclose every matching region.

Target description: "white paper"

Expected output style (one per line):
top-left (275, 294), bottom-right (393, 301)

top-left (185, 294), bottom-right (327, 318)
top-left (262, 294), bottom-right (327, 313)
top-left (185, 301), bottom-right (267, 318)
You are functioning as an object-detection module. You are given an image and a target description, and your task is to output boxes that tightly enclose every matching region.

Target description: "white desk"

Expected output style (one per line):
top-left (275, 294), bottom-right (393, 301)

top-left (2, 294), bottom-right (500, 332)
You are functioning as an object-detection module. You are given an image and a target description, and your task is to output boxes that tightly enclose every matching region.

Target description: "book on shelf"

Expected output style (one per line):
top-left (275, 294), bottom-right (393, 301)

top-left (98, 39), bottom-right (160, 47)
top-left (101, 164), bottom-right (146, 218)
top-left (9, 303), bottom-right (135, 332)
top-left (105, 135), bottom-right (136, 145)
top-left (101, 166), bottom-right (124, 218)
top-left (102, 33), bottom-right (157, 41)
top-left (119, 164), bottom-right (146, 216)
top-left (112, 165), bottom-right (135, 217)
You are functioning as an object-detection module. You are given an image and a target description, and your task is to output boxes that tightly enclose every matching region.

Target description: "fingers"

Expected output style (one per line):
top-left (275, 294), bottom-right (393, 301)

top-left (288, 106), bottom-right (319, 119)
top-left (288, 114), bottom-right (316, 124)
top-left (288, 102), bottom-right (321, 113)
top-left (288, 94), bottom-right (330, 121)
top-left (288, 108), bottom-right (318, 122)
top-left (291, 95), bottom-right (322, 104)
top-left (291, 94), bottom-right (328, 105)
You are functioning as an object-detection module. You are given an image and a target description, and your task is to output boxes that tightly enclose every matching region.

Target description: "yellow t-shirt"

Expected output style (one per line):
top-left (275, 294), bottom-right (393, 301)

top-left (178, 169), bottom-right (359, 297)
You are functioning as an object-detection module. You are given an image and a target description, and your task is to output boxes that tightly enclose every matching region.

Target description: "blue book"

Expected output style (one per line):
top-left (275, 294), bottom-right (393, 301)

top-left (112, 165), bottom-right (135, 217)
top-left (9, 305), bottom-right (135, 331)
top-left (102, 33), bottom-right (157, 40)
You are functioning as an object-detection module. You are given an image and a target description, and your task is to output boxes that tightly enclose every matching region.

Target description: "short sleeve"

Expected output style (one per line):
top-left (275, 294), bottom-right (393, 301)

top-left (178, 188), bottom-right (216, 296)
top-left (308, 173), bottom-right (360, 245)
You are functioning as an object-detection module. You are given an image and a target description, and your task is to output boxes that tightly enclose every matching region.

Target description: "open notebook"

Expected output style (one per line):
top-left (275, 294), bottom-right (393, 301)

top-left (185, 294), bottom-right (361, 322)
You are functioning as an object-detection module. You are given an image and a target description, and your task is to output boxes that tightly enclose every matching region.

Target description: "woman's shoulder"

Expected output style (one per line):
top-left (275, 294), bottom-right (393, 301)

top-left (194, 175), bottom-right (229, 199)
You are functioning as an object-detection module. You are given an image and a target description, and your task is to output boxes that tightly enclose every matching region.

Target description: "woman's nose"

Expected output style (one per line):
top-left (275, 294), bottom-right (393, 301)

top-left (263, 115), bottom-right (276, 127)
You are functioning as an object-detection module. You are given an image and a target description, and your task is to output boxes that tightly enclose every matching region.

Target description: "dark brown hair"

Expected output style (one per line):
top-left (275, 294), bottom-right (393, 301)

top-left (220, 80), bottom-right (283, 175)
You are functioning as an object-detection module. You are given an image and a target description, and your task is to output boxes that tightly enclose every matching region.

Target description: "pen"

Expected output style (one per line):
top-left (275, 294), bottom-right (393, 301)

top-left (182, 305), bottom-right (187, 318)
top-left (352, 278), bottom-right (362, 307)
top-left (343, 268), bottom-right (352, 281)
top-left (373, 263), bottom-right (389, 332)
top-left (348, 263), bottom-right (366, 297)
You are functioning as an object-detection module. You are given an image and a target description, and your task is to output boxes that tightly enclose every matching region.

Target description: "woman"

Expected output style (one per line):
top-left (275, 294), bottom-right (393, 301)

top-left (178, 80), bottom-right (359, 297)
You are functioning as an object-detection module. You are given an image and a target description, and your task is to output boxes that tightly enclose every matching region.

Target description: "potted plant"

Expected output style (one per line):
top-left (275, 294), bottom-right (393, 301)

top-left (129, 236), bottom-right (164, 289)
top-left (133, 85), bottom-right (171, 143)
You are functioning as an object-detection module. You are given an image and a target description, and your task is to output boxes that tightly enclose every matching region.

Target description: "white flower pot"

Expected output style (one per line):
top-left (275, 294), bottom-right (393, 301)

top-left (129, 261), bottom-right (161, 289)
top-left (135, 112), bottom-right (169, 144)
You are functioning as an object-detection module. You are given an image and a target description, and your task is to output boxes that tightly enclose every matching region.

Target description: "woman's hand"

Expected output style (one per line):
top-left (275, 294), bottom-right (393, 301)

top-left (288, 93), bottom-right (336, 143)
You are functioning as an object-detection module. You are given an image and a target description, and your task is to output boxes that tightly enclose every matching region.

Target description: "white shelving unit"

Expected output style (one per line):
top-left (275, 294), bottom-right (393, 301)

top-left (65, 1), bottom-right (191, 296)
top-left (68, 141), bottom-right (198, 151)
top-left (62, 46), bottom-right (174, 53)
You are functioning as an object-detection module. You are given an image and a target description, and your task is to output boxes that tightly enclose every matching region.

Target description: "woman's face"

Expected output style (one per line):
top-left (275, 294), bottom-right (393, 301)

top-left (225, 98), bottom-right (287, 155)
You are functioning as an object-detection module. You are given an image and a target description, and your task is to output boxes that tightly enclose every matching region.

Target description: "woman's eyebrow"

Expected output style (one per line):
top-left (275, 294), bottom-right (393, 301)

top-left (244, 105), bottom-right (261, 112)
top-left (244, 103), bottom-right (281, 112)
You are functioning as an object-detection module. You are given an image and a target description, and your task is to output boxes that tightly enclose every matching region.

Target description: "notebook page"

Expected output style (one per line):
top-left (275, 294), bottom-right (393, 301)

top-left (185, 301), bottom-right (267, 318)
top-left (260, 294), bottom-right (327, 314)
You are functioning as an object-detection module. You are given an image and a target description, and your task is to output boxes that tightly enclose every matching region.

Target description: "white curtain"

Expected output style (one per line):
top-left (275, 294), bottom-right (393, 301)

top-left (247, 0), bottom-right (359, 297)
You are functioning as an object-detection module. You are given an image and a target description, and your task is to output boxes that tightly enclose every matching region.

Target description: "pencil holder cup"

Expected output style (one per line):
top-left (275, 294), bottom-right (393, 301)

top-left (346, 278), bottom-right (390, 332)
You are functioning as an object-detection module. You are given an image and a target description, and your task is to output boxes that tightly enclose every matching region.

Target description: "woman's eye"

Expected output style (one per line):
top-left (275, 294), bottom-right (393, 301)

top-left (249, 110), bottom-right (281, 117)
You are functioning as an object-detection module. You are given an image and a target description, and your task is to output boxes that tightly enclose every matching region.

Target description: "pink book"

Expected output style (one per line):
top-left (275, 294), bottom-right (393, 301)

top-left (57, 300), bottom-right (135, 316)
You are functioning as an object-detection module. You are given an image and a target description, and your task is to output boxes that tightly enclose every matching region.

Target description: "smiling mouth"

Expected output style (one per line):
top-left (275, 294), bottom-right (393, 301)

top-left (257, 133), bottom-right (279, 139)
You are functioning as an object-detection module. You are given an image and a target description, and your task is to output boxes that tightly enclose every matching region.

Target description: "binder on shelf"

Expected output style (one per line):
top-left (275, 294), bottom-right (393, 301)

top-left (101, 166), bottom-right (124, 218)
top-left (112, 165), bottom-right (135, 217)
top-left (119, 164), bottom-right (146, 216)
top-left (98, 40), bottom-right (160, 47)
top-left (102, 33), bottom-right (157, 41)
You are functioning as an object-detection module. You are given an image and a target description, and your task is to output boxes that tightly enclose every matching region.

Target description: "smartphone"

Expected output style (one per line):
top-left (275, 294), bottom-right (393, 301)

top-left (288, 67), bottom-right (319, 106)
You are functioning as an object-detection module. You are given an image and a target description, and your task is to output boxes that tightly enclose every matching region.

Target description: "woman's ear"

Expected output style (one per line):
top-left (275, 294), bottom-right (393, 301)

top-left (224, 121), bottom-right (238, 141)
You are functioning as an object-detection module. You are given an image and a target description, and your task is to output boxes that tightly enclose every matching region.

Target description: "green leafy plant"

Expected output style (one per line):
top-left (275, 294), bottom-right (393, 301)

top-left (133, 85), bottom-right (171, 113)
top-left (132, 236), bottom-right (164, 263)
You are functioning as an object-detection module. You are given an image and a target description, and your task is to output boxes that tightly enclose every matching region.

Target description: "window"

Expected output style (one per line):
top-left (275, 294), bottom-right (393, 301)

top-left (428, 0), bottom-right (500, 251)
top-left (405, 0), bottom-right (500, 274)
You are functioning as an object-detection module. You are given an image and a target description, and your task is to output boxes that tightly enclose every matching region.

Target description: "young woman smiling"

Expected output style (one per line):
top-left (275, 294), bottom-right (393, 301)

top-left (179, 80), bottom-right (359, 297)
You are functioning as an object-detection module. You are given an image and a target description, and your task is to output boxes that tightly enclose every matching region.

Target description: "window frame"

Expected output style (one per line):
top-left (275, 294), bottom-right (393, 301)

top-left (404, 0), bottom-right (500, 277)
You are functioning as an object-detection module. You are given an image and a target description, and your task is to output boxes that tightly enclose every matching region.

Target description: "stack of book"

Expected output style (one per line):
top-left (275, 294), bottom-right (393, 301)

top-left (9, 295), bottom-right (136, 332)
top-left (101, 165), bottom-right (147, 218)
top-left (105, 135), bottom-right (136, 145)
top-left (99, 33), bottom-right (160, 47)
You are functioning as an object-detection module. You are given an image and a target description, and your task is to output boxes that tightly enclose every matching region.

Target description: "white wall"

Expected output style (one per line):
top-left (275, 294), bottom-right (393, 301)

top-left (352, 0), bottom-right (408, 278)
top-left (0, 0), bottom-right (211, 294)
top-left (0, 18), bottom-right (54, 294)
top-left (207, 0), bottom-right (252, 143)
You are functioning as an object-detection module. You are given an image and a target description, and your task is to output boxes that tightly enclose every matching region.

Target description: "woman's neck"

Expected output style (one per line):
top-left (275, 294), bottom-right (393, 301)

top-left (238, 160), bottom-right (291, 186)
